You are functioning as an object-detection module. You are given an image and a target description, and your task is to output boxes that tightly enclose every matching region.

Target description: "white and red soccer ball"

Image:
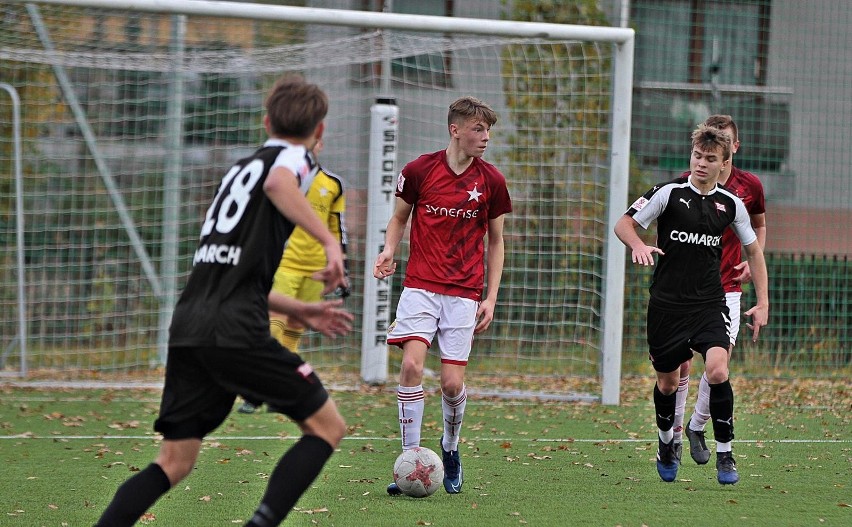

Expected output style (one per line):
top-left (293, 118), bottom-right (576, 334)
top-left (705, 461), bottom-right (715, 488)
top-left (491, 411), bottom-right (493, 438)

top-left (392, 446), bottom-right (444, 498)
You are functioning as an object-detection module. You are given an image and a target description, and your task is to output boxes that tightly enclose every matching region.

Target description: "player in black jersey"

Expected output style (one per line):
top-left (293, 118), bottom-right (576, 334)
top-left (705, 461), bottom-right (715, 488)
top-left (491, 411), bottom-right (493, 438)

top-left (95, 75), bottom-right (352, 527)
top-left (614, 124), bottom-right (768, 486)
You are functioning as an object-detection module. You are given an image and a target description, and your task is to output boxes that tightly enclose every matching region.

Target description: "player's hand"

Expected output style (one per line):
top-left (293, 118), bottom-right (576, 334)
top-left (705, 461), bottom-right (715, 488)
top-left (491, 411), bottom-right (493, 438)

top-left (474, 298), bottom-right (496, 334)
top-left (744, 303), bottom-right (768, 342)
top-left (294, 299), bottom-right (354, 338)
top-left (373, 252), bottom-right (397, 279)
top-left (314, 243), bottom-right (347, 295)
top-left (631, 245), bottom-right (664, 266)
top-left (313, 265), bottom-right (348, 296)
top-left (732, 260), bottom-right (752, 284)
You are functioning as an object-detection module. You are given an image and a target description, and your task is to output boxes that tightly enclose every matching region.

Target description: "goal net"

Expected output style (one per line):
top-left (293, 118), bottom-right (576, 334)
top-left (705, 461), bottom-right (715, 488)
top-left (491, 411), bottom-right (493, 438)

top-left (0, 0), bottom-right (633, 402)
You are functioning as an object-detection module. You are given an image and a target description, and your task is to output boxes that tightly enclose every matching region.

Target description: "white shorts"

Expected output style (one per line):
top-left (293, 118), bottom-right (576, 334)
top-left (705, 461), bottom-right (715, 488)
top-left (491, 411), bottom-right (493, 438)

top-left (726, 291), bottom-right (742, 346)
top-left (387, 287), bottom-right (479, 366)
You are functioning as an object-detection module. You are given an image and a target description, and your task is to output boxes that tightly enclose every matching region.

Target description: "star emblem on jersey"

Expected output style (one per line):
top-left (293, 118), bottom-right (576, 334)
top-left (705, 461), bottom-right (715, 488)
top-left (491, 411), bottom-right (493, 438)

top-left (467, 184), bottom-right (483, 202)
top-left (715, 203), bottom-right (727, 213)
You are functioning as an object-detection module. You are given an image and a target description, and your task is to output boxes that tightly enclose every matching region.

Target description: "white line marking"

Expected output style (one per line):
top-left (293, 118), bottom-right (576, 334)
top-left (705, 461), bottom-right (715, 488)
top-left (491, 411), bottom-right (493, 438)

top-left (1, 435), bottom-right (850, 443)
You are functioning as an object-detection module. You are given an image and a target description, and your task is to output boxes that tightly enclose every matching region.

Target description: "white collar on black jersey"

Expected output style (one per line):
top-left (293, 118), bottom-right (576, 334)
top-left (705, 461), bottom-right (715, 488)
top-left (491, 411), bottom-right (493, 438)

top-left (264, 138), bottom-right (300, 149)
top-left (687, 176), bottom-right (720, 196)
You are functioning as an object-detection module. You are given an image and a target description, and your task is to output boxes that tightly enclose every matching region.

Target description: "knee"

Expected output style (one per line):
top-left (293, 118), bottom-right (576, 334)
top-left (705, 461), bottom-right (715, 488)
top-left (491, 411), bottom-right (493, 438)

top-left (316, 413), bottom-right (347, 449)
top-left (656, 378), bottom-right (678, 395)
top-left (399, 357), bottom-right (424, 384)
top-left (329, 414), bottom-right (347, 447)
top-left (302, 403), bottom-right (347, 449)
top-left (704, 366), bottom-right (729, 384)
top-left (441, 378), bottom-right (464, 398)
top-left (154, 457), bottom-right (194, 485)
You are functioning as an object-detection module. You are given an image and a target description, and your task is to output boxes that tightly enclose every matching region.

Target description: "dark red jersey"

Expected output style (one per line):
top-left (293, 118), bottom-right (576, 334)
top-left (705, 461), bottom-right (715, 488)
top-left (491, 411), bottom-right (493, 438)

top-left (396, 150), bottom-right (512, 301)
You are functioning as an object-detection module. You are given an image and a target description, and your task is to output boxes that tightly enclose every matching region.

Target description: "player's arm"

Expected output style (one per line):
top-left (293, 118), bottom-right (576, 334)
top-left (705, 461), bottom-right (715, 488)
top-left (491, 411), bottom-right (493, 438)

top-left (742, 240), bottom-right (769, 341)
top-left (475, 214), bottom-right (506, 334)
top-left (751, 212), bottom-right (767, 249)
top-left (325, 175), bottom-right (348, 255)
top-left (733, 211), bottom-right (767, 284)
top-left (329, 192), bottom-right (351, 297)
top-left (614, 214), bottom-right (664, 266)
top-left (373, 197), bottom-right (413, 279)
top-left (329, 208), bottom-right (347, 254)
top-left (268, 292), bottom-right (353, 338)
top-left (330, 206), bottom-right (350, 296)
top-left (264, 165), bottom-right (346, 294)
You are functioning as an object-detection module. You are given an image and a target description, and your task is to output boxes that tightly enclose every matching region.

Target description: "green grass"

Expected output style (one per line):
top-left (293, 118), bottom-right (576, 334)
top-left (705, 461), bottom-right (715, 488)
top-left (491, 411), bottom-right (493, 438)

top-left (0, 377), bottom-right (849, 526)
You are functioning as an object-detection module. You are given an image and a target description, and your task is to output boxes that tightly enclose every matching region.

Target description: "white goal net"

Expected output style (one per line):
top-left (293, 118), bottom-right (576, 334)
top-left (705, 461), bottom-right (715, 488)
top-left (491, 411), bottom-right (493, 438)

top-left (0, 0), bottom-right (633, 402)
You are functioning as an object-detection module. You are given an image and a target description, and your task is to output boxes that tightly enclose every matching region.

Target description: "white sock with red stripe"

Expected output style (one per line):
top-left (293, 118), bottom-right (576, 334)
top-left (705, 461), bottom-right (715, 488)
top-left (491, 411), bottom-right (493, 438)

top-left (441, 385), bottom-right (467, 452)
top-left (689, 373), bottom-right (712, 431)
top-left (397, 384), bottom-right (424, 451)
top-left (673, 373), bottom-right (689, 442)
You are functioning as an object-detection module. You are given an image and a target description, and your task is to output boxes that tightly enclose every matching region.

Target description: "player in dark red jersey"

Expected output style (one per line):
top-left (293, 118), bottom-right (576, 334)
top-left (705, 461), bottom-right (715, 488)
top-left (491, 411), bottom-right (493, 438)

top-left (672, 115), bottom-right (767, 466)
top-left (615, 124), bottom-right (768, 485)
top-left (95, 75), bottom-right (352, 527)
top-left (374, 96), bottom-right (512, 495)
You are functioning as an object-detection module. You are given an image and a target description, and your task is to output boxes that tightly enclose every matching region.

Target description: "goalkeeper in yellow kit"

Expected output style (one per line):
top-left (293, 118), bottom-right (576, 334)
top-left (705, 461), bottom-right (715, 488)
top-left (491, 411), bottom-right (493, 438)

top-left (240, 139), bottom-right (349, 413)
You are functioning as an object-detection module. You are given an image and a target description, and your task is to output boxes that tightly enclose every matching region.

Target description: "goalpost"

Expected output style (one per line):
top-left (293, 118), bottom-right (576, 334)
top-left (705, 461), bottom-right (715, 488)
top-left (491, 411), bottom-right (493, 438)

top-left (1, 0), bottom-right (633, 404)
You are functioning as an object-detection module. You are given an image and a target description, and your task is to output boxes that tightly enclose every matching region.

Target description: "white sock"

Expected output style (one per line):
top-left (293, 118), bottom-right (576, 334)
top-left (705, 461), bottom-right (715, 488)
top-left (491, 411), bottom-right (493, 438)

top-left (441, 385), bottom-right (467, 452)
top-left (689, 373), bottom-right (711, 431)
top-left (658, 428), bottom-right (674, 444)
top-left (673, 374), bottom-right (689, 442)
top-left (397, 384), bottom-right (424, 451)
top-left (716, 441), bottom-right (732, 453)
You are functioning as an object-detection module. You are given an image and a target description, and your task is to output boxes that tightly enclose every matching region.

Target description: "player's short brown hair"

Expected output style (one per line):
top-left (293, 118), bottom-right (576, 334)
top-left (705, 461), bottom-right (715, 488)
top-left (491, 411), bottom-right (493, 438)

top-left (265, 74), bottom-right (328, 138)
top-left (448, 96), bottom-right (497, 128)
top-left (703, 114), bottom-right (739, 143)
top-left (691, 124), bottom-right (733, 160)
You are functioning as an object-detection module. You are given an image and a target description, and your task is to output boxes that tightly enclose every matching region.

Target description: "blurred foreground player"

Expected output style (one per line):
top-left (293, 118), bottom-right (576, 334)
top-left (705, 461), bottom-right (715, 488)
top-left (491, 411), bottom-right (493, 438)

top-left (95, 75), bottom-right (352, 527)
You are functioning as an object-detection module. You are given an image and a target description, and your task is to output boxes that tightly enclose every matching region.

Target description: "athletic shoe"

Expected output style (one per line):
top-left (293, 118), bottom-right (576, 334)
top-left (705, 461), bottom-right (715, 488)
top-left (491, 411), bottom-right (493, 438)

top-left (716, 451), bottom-right (739, 485)
top-left (238, 401), bottom-right (258, 414)
top-left (656, 438), bottom-right (679, 482)
top-left (440, 438), bottom-right (463, 494)
top-left (386, 482), bottom-right (402, 496)
top-left (684, 426), bottom-right (711, 465)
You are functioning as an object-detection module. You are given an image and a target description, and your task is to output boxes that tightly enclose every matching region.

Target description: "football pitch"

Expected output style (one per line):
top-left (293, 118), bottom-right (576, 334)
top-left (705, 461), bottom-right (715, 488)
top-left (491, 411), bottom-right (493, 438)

top-left (1, 377), bottom-right (849, 526)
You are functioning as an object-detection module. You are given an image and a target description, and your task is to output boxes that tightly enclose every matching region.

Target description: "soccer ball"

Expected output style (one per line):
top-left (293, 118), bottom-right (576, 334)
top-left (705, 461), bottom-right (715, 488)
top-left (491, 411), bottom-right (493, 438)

top-left (392, 446), bottom-right (444, 498)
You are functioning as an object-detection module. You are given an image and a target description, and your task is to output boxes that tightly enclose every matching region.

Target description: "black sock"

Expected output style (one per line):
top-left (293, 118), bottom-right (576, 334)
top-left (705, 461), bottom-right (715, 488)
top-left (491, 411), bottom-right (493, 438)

top-left (245, 435), bottom-right (334, 527)
top-left (653, 382), bottom-right (676, 434)
top-left (709, 379), bottom-right (735, 443)
top-left (95, 463), bottom-right (171, 527)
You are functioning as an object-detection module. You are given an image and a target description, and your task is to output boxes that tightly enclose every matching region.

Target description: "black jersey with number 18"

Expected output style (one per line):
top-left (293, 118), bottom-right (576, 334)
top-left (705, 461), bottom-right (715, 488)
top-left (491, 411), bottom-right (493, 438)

top-left (169, 139), bottom-right (314, 349)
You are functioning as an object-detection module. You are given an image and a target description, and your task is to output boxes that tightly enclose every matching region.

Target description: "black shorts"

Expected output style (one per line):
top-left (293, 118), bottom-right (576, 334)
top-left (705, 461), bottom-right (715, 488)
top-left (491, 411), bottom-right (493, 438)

top-left (646, 302), bottom-right (731, 373)
top-left (154, 339), bottom-right (329, 440)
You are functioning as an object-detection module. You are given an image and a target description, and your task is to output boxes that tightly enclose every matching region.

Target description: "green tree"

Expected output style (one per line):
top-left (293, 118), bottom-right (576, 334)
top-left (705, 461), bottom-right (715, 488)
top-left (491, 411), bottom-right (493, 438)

top-left (494, 0), bottom-right (653, 371)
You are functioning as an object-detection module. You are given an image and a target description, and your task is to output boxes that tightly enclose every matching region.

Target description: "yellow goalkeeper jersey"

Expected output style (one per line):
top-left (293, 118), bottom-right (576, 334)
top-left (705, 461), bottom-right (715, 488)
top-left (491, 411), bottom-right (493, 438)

top-left (279, 166), bottom-right (347, 275)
